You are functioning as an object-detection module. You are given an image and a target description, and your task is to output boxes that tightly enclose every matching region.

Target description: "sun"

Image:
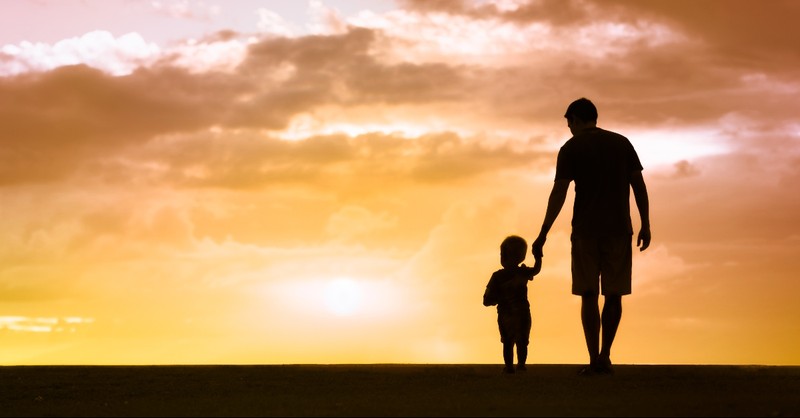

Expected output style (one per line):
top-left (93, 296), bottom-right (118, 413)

top-left (324, 278), bottom-right (363, 316)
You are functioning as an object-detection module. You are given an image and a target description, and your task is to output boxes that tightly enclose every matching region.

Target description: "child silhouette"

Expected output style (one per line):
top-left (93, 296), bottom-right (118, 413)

top-left (483, 235), bottom-right (542, 374)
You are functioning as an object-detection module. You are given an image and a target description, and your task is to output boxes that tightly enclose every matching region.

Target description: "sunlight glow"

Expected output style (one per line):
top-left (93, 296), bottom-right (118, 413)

top-left (325, 277), bottom-right (363, 316)
top-left (631, 129), bottom-right (730, 168)
top-left (270, 275), bottom-right (407, 322)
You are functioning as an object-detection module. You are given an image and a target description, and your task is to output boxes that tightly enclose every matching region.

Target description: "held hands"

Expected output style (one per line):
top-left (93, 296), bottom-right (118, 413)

top-left (520, 245), bottom-right (544, 280)
top-left (531, 235), bottom-right (546, 258)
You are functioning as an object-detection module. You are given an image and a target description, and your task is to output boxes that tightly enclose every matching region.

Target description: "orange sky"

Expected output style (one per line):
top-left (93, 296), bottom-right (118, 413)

top-left (0, 0), bottom-right (798, 366)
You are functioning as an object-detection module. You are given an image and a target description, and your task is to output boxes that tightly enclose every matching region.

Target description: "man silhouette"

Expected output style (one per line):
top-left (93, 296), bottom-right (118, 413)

top-left (532, 98), bottom-right (651, 375)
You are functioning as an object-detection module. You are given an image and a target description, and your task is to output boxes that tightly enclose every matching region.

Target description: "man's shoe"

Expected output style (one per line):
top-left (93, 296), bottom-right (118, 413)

top-left (516, 364), bottom-right (527, 372)
top-left (502, 365), bottom-right (516, 374)
top-left (593, 356), bottom-right (614, 375)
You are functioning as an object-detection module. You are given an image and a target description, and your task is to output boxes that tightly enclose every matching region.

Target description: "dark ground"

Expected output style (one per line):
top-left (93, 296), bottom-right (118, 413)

top-left (1, 364), bottom-right (798, 417)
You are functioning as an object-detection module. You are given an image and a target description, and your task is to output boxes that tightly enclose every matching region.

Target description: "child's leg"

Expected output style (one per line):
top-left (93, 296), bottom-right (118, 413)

top-left (517, 343), bottom-right (528, 367)
top-left (502, 343), bottom-right (515, 373)
top-left (503, 343), bottom-right (514, 367)
top-left (517, 310), bottom-right (532, 369)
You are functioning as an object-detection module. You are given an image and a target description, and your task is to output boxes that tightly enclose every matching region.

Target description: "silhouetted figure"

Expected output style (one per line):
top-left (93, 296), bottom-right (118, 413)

top-left (532, 98), bottom-right (651, 376)
top-left (483, 235), bottom-right (542, 374)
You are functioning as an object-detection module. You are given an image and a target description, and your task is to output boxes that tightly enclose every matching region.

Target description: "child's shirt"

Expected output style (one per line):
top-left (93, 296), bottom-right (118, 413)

top-left (483, 265), bottom-right (537, 314)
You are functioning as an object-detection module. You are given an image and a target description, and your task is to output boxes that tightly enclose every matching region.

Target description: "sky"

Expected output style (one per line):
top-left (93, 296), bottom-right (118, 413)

top-left (0, 0), bottom-right (798, 366)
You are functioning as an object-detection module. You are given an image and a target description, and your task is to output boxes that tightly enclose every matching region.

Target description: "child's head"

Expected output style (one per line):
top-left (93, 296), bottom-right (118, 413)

top-left (500, 235), bottom-right (527, 268)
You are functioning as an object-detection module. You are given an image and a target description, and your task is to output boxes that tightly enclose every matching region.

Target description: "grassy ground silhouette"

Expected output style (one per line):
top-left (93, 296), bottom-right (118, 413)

top-left (1, 364), bottom-right (798, 417)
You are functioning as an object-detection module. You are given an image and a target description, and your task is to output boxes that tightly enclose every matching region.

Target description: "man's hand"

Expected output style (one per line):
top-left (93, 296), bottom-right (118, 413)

top-left (532, 235), bottom-right (546, 258)
top-left (637, 227), bottom-right (651, 252)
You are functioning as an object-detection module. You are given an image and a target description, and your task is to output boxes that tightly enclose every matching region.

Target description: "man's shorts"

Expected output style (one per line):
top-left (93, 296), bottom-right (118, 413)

top-left (571, 234), bottom-right (632, 296)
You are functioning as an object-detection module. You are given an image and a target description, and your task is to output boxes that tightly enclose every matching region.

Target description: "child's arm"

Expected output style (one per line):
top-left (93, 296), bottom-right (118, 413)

top-left (530, 255), bottom-right (542, 277)
top-left (483, 275), bottom-right (498, 306)
top-left (520, 256), bottom-right (543, 280)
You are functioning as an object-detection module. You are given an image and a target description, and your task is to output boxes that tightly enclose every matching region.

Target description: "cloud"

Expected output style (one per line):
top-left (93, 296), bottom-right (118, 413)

top-left (126, 130), bottom-right (548, 192)
top-left (400, 0), bottom-right (800, 72)
top-left (0, 37), bottom-right (547, 188)
top-left (325, 205), bottom-right (397, 242)
top-left (600, 0), bottom-right (800, 74)
top-left (399, 0), bottom-right (593, 25)
top-left (0, 64), bottom-right (237, 185)
top-left (364, 1), bottom-right (800, 131)
top-left (669, 160), bottom-right (700, 179)
top-left (157, 34), bottom-right (250, 74)
top-left (0, 31), bottom-right (160, 76)
top-left (0, 316), bottom-right (95, 333)
top-left (6, 7), bottom-right (797, 190)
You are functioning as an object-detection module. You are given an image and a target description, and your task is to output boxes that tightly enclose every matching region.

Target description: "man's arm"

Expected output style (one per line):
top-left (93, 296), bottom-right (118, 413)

top-left (630, 170), bottom-right (651, 251)
top-left (532, 179), bottom-right (570, 257)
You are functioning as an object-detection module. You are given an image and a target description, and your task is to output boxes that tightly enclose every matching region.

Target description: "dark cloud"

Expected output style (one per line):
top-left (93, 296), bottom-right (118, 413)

top-left (398, 0), bottom-right (590, 25)
top-left (400, 0), bottom-right (800, 128)
top-left (236, 27), bottom-right (467, 111)
top-left (0, 27), bottom-right (472, 185)
top-left (131, 131), bottom-right (548, 190)
top-left (600, 0), bottom-right (800, 74)
top-left (396, 0), bottom-right (472, 14)
top-left (345, 61), bottom-right (467, 104)
top-left (401, 0), bottom-right (800, 71)
top-left (199, 30), bottom-right (239, 43)
top-left (0, 64), bottom-right (241, 184)
top-left (670, 160), bottom-right (700, 179)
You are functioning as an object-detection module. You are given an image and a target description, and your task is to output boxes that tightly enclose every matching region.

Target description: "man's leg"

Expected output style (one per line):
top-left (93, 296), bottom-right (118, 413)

top-left (581, 293), bottom-right (600, 366)
top-left (599, 295), bottom-right (622, 364)
top-left (596, 234), bottom-right (630, 370)
top-left (573, 236), bottom-right (602, 374)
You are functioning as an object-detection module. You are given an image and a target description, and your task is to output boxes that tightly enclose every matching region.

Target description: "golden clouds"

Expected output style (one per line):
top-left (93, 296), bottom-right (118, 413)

top-left (0, 27), bottom-right (481, 186)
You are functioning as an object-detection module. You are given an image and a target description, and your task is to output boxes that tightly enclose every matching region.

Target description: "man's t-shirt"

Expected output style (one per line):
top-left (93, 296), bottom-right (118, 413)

top-left (555, 127), bottom-right (643, 238)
